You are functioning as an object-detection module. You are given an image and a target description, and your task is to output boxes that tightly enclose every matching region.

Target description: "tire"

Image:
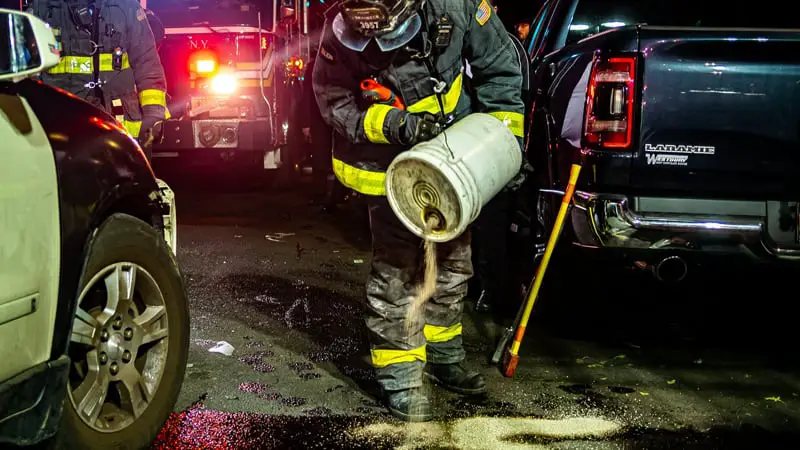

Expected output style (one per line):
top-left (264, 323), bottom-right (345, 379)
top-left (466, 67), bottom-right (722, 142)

top-left (56, 213), bottom-right (189, 450)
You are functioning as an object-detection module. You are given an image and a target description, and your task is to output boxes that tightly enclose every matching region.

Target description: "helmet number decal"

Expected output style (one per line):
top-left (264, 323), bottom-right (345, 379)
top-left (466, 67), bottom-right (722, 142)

top-left (360, 21), bottom-right (381, 30)
top-left (346, 7), bottom-right (387, 32)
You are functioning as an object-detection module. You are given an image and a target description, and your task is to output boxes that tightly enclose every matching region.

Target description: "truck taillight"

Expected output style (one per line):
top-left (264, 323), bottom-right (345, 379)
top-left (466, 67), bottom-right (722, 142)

top-left (190, 50), bottom-right (218, 74)
top-left (196, 59), bottom-right (216, 73)
top-left (210, 73), bottom-right (237, 95)
top-left (583, 56), bottom-right (636, 149)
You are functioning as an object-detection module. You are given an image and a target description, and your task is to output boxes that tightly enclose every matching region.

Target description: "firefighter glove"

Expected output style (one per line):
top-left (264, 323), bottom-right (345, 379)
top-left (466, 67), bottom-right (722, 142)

top-left (138, 116), bottom-right (162, 147)
top-left (399, 112), bottom-right (442, 146)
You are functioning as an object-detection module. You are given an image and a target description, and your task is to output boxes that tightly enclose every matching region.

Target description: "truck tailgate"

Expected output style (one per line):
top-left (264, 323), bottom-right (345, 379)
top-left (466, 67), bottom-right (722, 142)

top-left (633, 27), bottom-right (800, 198)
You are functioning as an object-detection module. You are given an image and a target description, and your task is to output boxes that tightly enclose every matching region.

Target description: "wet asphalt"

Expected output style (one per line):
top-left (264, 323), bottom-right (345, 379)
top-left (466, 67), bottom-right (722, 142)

top-left (151, 164), bottom-right (800, 449)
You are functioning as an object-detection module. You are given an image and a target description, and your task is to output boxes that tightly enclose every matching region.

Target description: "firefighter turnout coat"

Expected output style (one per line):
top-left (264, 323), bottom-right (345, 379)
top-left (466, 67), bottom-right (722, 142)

top-left (29, 0), bottom-right (169, 139)
top-left (313, 0), bottom-right (525, 197)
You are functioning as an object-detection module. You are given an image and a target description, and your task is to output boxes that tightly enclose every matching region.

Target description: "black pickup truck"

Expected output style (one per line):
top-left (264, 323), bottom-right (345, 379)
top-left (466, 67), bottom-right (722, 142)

top-left (518, 0), bottom-right (800, 281)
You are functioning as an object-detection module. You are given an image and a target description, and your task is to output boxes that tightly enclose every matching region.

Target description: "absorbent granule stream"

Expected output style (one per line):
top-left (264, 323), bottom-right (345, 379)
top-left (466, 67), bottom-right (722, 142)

top-left (405, 217), bottom-right (438, 336)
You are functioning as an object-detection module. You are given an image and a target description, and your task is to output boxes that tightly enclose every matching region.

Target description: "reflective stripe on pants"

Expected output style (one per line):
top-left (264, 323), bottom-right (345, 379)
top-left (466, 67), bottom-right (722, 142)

top-left (369, 322), bottom-right (465, 371)
top-left (424, 323), bottom-right (463, 343)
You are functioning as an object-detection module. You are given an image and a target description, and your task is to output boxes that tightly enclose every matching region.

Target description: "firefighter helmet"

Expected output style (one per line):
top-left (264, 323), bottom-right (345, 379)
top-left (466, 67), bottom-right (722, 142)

top-left (334, 0), bottom-right (423, 52)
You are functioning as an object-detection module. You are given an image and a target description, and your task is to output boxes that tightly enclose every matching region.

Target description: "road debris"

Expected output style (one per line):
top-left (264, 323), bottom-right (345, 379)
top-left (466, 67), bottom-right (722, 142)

top-left (265, 232), bottom-right (296, 242)
top-left (208, 341), bottom-right (235, 356)
top-left (239, 351), bottom-right (276, 373)
top-left (239, 382), bottom-right (267, 394)
top-left (284, 297), bottom-right (311, 328)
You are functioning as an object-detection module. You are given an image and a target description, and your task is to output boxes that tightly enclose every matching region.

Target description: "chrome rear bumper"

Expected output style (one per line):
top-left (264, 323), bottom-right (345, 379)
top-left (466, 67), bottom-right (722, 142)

top-left (567, 192), bottom-right (800, 260)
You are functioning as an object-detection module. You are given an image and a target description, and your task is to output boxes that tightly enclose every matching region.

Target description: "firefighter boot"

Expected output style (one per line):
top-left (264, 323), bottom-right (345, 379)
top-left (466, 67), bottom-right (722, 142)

top-left (424, 363), bottom-right (487, 396)
top-left (385, 388), bottom-right (433, 422)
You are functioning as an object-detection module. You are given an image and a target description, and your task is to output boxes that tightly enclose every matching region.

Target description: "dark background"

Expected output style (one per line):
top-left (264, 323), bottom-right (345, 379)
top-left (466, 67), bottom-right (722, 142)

top-left (2, 0), bottom-right (546, 36)
top-left (494, 0), bottom-right (543, 30)
top-left (300, 0), bottom-right (544, 37)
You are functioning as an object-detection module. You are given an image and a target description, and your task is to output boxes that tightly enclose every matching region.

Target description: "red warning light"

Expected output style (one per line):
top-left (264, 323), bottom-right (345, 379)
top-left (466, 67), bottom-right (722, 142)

top-left (285, 56), bottom-right (305, 79)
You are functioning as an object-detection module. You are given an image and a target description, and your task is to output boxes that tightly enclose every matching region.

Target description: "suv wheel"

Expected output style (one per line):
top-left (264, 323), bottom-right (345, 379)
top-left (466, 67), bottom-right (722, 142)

top-left (57, 214), bottom-right (189, 450)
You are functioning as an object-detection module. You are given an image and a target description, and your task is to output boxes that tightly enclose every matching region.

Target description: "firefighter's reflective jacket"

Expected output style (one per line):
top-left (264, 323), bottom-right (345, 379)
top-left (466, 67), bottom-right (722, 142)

top-left (29, 0), bottom-right (168, 138)
top-left (313, 0), bottom-right (525, 197)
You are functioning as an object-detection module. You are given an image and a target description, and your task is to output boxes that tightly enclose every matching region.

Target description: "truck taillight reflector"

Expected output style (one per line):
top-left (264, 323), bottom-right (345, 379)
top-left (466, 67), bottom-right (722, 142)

top-left (584, 56), bottom-right (636, 149)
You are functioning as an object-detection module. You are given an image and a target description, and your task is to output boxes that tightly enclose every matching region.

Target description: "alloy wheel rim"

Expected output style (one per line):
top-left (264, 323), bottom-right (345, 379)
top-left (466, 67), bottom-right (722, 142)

top-left (67, 262), bottom-right (170, 433)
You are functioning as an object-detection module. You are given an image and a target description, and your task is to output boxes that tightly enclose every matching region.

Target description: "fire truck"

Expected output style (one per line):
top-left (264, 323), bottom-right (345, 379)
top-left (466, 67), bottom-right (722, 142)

top-left (147, 0), bottom-right (314, 181)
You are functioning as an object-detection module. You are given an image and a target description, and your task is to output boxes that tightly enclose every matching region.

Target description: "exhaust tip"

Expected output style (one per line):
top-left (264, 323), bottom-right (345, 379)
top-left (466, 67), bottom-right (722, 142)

top-left (654, 256), bottom-right (688, 283)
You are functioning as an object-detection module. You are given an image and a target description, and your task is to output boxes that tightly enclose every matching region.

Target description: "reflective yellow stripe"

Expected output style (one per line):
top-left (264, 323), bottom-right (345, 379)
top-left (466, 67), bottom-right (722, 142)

top-left (407, 72), bottom-right (464, 115)
top-left (370, 345), bottom-right (426, 368)
top-left (235, 46), bottom-right (274, 71)
top-left (363, 104), bottom-right (394, 144)
top-left (122, 120), bottom-right (141, 138)
top-left (332, 158), bottom-right (386, 196)
top-left (424, 324), bottom-right (463, 343)
top-left (489, 111), bottom-right (525, 138)
top-left (235, 62), bottom-right (261, 70)
top-left (139, 89), bottom-right (167, 108)
top-left (190, 79), bottom-right (273, 89)
top-left (238, 79), bottom-right (274, 88)
top-left (47, 53), bottom-right (130, 74)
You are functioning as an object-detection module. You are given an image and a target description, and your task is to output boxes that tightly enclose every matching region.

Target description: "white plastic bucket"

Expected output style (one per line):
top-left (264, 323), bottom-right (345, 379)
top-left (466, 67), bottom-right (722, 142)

top-left (385, 113), bottom-right (522, 243)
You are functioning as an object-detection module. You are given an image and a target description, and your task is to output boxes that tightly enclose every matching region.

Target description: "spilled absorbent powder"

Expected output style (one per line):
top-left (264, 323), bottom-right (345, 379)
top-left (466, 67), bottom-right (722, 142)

top-left (400, 217), bottom-right (439, 426)
top-left (405, 217), bottom-right (439, 336)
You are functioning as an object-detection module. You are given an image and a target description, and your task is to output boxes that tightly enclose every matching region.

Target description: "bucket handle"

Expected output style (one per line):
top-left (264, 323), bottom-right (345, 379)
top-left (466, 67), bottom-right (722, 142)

top-left (437, 129), bottom-right (462, 163)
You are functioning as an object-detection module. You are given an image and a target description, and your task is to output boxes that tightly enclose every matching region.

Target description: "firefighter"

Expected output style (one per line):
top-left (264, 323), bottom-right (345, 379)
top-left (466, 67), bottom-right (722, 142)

top-left (27, 0), bottom-right (169, 160)
top-left (145, 8), bottom-right (165, 51)
top-left (313, 0), bottom-right (524, 421)
top-left (300, 55), bottom-right (334, 206)
top-left (301, 55), bottom-right (351, 212)
top-left (516, 22), bottom-right (530, 41)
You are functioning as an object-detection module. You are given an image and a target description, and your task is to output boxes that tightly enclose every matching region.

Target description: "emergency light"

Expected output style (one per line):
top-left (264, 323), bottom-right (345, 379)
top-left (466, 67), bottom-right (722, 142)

top-left (196, 59), bottom-right (216, 73)
top-left (292, 56), bottom-right (303, 70)
top-left (211, 73), bottom-right (238, 95)
top-left (189, 49), bottom-right (218, 74)
top-left (285, 56), bottom-right (305, 79)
